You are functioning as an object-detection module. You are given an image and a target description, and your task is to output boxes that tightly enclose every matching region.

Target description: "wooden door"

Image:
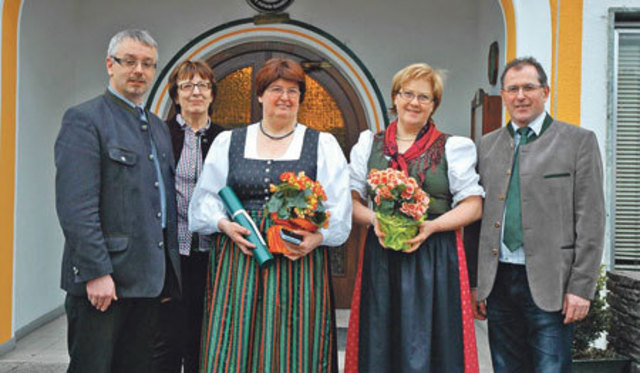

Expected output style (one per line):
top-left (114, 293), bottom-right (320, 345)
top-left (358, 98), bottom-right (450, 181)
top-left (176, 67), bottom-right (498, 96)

top-left (470, 89), bottom-right (502, 140)
top-left (177, 42), bottom-right (369, 308)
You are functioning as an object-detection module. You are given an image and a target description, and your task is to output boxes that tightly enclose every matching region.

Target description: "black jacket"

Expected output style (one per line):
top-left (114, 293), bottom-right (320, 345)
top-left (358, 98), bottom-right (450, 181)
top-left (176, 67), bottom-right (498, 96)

top-left (166, 115), bottom-right (224, 165)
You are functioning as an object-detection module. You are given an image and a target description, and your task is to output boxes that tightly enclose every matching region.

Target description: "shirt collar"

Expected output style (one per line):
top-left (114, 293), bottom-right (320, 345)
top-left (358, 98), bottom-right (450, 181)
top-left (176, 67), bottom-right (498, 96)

top-left (107, 85), bottom-right (146, 112)
top-left (510, 111), bottom-right (547, 136)
top-left (176, 113), bottom-right (211, 133)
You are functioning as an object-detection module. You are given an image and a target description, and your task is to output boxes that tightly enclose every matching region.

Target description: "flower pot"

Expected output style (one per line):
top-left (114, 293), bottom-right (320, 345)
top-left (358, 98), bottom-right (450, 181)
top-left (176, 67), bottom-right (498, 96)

top-left (572, 356), bottom-right (631, 373)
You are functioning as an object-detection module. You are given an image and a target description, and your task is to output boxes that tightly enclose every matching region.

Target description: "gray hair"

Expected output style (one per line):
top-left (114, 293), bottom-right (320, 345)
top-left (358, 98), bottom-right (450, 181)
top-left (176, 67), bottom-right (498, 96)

top-left (107, 29), bottom-right (158, 58)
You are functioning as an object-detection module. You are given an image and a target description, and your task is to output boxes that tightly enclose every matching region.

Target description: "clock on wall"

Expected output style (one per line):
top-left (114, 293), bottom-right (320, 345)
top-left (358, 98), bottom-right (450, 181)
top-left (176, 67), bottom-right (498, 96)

top-left (246, 0), bottom-right (293, 13)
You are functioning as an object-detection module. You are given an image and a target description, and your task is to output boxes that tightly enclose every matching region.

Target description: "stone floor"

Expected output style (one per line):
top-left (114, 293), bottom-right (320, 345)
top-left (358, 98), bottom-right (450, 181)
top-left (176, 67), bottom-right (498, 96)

top-left (0, 309), bottom-right (493, 372)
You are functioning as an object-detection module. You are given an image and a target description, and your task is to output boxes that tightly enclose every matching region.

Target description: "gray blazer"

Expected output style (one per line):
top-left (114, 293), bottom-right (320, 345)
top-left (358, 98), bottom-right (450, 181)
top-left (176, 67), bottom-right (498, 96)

top-left (55, 91), bottom-right (181, 298)
top-left (472, 115), bottom-right (604, 311)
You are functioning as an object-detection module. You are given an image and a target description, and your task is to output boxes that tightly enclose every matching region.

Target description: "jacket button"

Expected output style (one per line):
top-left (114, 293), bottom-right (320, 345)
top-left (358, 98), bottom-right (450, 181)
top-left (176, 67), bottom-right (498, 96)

top-left (494, 222), bottom-right (501, 228)
top-left (506, 169), bottom-right (511, 176)
top-left (499, 194), bottom-right (505, 201)
top-left (149, 154), bottom-right (155, 161)
top-left (202, 138), bottom-right (208, 143)
top-left (158, 241), bottom-right (164, 249)
top-left (154, 181), bottom-right (159, 188)
top-left (267, 160), bottom-right (272, 165)
top-left (264, 178), bottom-right (270, 183)
top-left (492, 249), bottom-right (499, 256)
top-left (73, 266), bottom-right (79, 275)
top-left (141, 124), bottom-right (148, 131)
top-left (265, 168), bottom-right (270, 173)
top-left (157, 212), bottom-right (162, 218)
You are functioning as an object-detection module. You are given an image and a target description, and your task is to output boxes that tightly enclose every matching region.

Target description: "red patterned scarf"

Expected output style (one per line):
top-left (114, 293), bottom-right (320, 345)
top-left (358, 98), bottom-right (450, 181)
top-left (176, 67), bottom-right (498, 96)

top-left (383, 119), bottom-right (443, 176)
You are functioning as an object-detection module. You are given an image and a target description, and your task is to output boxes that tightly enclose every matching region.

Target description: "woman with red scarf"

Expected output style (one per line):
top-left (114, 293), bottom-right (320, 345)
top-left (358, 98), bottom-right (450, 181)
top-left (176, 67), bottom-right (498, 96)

top-left (344, 63), bottom-right (484, 372)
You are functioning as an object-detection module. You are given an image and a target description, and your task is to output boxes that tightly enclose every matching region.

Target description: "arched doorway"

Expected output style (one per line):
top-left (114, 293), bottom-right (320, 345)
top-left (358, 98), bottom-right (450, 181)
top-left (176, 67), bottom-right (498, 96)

top-left (163, 40), bottom-right (371, 308)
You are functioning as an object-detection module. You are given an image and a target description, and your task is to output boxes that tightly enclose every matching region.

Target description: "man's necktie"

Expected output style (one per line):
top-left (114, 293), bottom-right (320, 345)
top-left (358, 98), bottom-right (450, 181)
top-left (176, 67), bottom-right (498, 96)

top-left (136, 106), bottom-right (147, 123)
top-left (503, 127), bottom-right (532, 251)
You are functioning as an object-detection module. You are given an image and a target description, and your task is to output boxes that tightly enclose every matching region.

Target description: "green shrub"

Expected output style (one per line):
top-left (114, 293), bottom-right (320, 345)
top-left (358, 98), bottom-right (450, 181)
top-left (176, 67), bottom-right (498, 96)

top-left (572, 265), bottom-right (610, 358)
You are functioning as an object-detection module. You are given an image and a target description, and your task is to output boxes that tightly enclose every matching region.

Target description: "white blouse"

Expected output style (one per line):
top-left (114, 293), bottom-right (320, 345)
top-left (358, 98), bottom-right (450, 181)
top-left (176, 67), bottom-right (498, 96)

top-left (189, 123), bottom-right (352, 247)
top-left (349, 130), bottom-right (485, 206)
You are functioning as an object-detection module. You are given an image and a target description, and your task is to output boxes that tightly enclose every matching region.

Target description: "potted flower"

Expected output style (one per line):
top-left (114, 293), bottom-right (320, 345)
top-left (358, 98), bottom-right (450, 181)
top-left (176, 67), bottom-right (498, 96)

top-left (367, 168), bottom-right (429, 251)
top-left (263, 171), bottom-right (330, 254)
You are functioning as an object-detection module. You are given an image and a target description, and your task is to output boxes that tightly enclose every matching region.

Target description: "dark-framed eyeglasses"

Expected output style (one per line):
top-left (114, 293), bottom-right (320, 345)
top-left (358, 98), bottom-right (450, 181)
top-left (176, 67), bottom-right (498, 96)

top-left (110, 56), bottom-right (157, 71)
top-left (397, 90), bottom-right (433, 104)
top-left (503, 84), bottom-right (544, 96)
top-left (178, 81), bottom-right (212, 92)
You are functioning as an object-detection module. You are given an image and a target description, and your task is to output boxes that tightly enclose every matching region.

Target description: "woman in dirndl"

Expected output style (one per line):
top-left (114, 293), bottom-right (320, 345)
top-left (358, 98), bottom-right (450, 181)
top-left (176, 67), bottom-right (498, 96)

top-left (344, 62), bottom-right (484, 373)
top-left (189, 57), bottom-right (351, 372)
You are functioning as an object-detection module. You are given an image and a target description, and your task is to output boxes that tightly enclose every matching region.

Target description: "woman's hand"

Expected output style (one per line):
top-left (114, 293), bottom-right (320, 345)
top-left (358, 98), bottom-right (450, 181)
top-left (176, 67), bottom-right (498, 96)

top-left (371, 214), bottom-right (388, 249)
top-left (283, 230), bottom-right (323, 261)
top-left (404, 219), bottom-right (436, 253)
top-left (218, 218), bottom-right (256, 256)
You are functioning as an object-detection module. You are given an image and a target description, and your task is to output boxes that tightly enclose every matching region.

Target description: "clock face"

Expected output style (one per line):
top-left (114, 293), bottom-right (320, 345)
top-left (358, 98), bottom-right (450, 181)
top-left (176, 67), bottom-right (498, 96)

top-left (246, 0), bottom-right (293, 13)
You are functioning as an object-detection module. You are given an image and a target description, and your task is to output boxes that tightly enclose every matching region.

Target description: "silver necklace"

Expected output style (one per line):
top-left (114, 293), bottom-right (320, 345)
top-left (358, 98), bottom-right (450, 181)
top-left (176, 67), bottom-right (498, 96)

top-left (260, 122), bottom-right (296, 140)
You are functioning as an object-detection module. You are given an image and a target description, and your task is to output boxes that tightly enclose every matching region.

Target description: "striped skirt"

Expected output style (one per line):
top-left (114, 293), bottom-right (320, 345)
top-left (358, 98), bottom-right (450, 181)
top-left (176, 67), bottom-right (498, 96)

top-left (200, 212), bottom-right (337, 372)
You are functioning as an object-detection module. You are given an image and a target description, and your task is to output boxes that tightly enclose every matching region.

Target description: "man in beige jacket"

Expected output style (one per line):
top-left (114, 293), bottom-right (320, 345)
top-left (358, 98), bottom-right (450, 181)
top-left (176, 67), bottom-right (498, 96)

top-left (470, 57), bottom-right (605, 372)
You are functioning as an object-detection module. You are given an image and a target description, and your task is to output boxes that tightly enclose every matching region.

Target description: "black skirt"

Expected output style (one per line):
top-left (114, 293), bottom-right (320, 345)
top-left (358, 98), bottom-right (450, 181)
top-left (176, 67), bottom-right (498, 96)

top-left (356, 228), bottom-right (465, 372)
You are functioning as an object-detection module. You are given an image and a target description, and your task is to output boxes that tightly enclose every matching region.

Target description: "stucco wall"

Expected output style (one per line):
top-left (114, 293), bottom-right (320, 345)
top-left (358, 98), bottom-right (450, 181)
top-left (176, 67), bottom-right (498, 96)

top-left (13, 0), bottom-right (504, 331)
top-left (14, 0), bottom-right (77, 332)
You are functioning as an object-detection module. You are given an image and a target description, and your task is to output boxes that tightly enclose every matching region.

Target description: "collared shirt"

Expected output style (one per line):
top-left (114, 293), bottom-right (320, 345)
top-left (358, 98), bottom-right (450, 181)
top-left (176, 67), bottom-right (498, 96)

top-left (108, 86), bottom-right (167, 228)
top-left (175, 114), bottom-right (210, 255)
top-left (499, 111), bottom-right (547, 264)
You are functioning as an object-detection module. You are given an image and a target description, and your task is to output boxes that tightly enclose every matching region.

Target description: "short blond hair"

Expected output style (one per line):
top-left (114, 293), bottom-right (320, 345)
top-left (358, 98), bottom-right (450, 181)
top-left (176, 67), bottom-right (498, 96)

top-left (390, 63), bottom-right (444, 115)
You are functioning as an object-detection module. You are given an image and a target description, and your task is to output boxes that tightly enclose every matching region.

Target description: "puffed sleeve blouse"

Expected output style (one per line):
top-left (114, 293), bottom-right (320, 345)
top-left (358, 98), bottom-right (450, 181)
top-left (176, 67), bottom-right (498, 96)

top-left (189, 123), bottom-right (352, 247)
top-left (349, 130), bottom-right (485, 205)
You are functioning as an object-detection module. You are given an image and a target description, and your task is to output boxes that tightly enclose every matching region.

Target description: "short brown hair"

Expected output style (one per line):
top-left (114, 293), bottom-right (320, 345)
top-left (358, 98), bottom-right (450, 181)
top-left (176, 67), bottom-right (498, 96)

top-left (168, 60), bottom-right (217, 115)
top-left (500, 56), bottom-right (548, 89)
top-left (390, 63), bottom-right (444, 115)
top-left (255, 58), bottom-right (306, 103)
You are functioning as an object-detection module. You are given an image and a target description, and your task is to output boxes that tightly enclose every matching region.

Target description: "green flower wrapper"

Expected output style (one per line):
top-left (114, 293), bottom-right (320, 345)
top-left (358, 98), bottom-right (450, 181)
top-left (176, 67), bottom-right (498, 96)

top-left (376, 212), bottom-right (424, 251)
top-left (219, 186), bottom-right (273, 267)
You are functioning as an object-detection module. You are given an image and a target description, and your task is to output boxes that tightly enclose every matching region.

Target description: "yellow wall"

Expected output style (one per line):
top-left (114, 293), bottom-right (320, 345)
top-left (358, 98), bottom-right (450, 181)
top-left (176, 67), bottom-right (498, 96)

top-left (550, 0), bottom-right (583, 125)
top-left (0, 0), bottom-right (20, 344)
top-left (500, 0), bottom-right (516, 63)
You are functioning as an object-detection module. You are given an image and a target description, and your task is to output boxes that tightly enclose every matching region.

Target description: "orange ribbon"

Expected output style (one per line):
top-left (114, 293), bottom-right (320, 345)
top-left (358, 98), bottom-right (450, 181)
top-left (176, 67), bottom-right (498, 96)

top-left (266, 213), bottom-right (318, 254)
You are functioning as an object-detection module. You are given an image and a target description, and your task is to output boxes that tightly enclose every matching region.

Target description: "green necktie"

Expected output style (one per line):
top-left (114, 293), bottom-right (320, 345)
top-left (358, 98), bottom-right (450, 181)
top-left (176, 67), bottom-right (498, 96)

top-left (503, 127), bottom-right (533, 251)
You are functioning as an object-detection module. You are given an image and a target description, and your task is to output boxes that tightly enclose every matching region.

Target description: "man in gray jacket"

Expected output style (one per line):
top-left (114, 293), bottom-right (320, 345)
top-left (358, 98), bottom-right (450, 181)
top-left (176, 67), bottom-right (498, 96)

top-left (470, 57), bottom-right (605, 372)
top-left (55, 29), bottom-right (180, 372)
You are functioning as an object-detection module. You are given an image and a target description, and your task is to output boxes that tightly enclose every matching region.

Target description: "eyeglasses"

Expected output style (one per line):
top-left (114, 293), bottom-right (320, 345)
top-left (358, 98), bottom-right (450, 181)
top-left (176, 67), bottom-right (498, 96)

top-left (267, 86), bottom-right (301, 98)
top-left (397, 90), bottom-right (433, 104)
top-left (111, 56), bottom-right (157, 71)
top-left (503, 84), bottom-right (544, 96)
top-left (178, 81), bottom-right (212, 92)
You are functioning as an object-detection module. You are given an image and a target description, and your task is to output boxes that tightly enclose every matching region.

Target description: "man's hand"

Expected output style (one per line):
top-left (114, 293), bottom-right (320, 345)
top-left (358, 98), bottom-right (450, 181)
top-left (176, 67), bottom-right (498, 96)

top-left (562, 293), bottom-right (590, 324)
top-left (471, 289), bottom-right (487, 320)
top-left (86, 274), bottom-right (118, 312)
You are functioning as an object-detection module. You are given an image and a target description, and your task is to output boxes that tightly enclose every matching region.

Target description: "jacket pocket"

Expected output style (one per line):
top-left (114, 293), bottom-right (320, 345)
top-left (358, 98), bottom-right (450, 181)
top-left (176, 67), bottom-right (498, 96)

top-left (108, 147), bottom-right (138, 166)
top-left (544, 172), bottom-right (570, 179)
top-left (104, 236), bottom-right (129, 252)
